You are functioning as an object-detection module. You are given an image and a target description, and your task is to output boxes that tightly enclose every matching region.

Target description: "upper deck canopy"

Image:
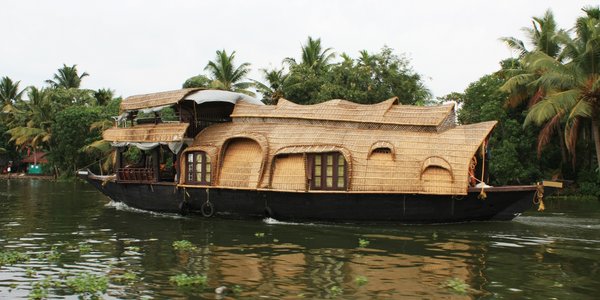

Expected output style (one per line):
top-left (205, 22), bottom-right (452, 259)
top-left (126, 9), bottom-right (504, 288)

top-left (120, 89), bottom-right (263, 113)
top-left (231, 98), bottom-right (456, 131)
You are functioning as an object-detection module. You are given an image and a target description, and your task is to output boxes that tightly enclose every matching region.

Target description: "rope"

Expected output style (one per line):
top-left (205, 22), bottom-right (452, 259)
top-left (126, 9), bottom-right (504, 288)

top-left (533, 183), bottom-right (545, 211)
top-left (77, 151), bottom-right (113, 172)
top-left (477, 141), bottom-right (487, 200)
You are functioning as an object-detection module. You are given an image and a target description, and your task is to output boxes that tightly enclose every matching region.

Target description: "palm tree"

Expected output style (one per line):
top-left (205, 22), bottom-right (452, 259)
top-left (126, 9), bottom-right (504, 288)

top-left (46, 64), bottom-right (89, 89)
top-left (500, 9), bottom-right (563, 107)
top-left (6, 87), bottom-right (54, 154)
top-left (521, 7), bottom-right (600, 168)
top-left (284, 36), bottom-right (335, 72)
top-left (500, 9), bottom-right (561, 58)
top-left (0, 76), bottom-right (27, 124)
top-left (204, 50), bottom-right (254, 95)
top-left (93, 88), bottom-right (114, 106)
top-left (252, 68), bottom-right (288, 104)
top-left (500, 9), bottom-right (569, 164)
top-left (0, 76), bottom-right (26, 105)
top-left (82, 119), bottom-right (115, 174)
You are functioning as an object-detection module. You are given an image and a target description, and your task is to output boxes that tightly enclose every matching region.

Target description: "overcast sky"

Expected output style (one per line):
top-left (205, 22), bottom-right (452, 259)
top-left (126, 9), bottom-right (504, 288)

top-left (1, 0), bottom-right (597, 100)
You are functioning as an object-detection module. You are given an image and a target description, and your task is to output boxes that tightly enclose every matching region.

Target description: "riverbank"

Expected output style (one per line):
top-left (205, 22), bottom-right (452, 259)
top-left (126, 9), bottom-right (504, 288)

top-left (0, 173), bottom-right (54, 180)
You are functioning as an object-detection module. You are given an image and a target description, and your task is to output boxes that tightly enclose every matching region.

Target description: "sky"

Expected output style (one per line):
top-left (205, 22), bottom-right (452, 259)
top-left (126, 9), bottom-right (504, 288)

top-left (1, 0), bottom-right (598, 100)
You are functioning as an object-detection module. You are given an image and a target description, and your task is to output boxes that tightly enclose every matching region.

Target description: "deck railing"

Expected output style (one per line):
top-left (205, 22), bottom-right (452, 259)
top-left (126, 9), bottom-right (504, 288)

top-left (117, 168), bottom-right (156, 182)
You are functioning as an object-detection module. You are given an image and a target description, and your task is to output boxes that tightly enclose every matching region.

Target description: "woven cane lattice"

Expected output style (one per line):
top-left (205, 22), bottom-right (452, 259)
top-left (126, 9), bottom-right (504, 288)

top-left (103, 123), bottom-right (189, 142)
top-left (271, 154), bottom-right (306, 191)
top-left (218, 138), bottom-right (263, 188)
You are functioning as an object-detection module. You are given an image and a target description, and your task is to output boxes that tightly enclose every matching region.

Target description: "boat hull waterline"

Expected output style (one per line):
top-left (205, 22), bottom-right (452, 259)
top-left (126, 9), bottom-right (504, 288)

top-left (83, 174), bottom-right (537, 223)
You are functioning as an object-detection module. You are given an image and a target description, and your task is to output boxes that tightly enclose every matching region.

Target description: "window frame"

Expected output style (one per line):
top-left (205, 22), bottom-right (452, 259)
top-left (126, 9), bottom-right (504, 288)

top-left (186, 151), bottom-right (211, 185)
top-left (309, 152), bottom-right (347, 191)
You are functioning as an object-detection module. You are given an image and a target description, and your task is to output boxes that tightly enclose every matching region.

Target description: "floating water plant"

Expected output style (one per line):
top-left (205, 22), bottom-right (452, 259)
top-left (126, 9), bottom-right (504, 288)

top-left (25, 268), bottom-right (37, 278)
top-left (126, 246), bottom-right (141, 252)
top-left (445, 277), bottom-right (470, 294)
top-left (78, 243), bottom-right (92, 254)
top-left (113, 271), bottom-right (138, 284)
top-left (254, 232), bottom-right (265, 238)
top-left (169, 273), bottom-right (208, 287)
top-left (172, 240), bottom-right (197, 251)
top-left (0, 250), bottom-right (29, 266)
top-left (28, 282), bottom-right (48, 300)
top-left (66, 273), bottom-right (109, 296)
top-left (37, 246), bottom-right (62, 262)
top-left (355, 275), bottom-right (368, 286)
top-left (358, 238), bottom-right (370, 248)
top-left (328, 286), bottom-right (343, 298)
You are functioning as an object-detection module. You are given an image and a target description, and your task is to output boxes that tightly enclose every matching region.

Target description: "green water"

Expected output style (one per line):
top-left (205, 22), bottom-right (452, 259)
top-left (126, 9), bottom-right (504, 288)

top-left (0, 179), bottom-right (599, 299)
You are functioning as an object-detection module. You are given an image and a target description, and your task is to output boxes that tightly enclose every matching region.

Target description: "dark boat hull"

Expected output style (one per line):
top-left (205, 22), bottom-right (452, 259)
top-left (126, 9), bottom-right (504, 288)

top-left (84, 174), bottom-right (537, 223)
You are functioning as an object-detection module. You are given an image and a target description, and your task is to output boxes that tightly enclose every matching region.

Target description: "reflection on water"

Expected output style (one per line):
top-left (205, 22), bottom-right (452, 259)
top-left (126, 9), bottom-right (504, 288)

top-left (0, 179), bottom-right (599, 299)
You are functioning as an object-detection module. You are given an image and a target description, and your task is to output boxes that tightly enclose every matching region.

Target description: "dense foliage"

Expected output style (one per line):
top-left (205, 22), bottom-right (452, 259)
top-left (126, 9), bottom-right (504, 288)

top-left (454, 70), bottom-right (542, 185)
top-left (1, 6), bottom-right (599, 195)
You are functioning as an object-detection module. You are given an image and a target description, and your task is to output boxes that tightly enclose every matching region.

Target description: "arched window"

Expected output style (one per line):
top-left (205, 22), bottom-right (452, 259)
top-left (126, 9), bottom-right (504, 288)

top-left (186, 151), bottom-right (211, 185)
top-left (371, 147), bottom-right (392, 154)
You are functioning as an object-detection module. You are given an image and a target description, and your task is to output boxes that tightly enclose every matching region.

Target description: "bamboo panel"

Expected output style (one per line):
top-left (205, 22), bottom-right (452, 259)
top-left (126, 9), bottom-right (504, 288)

top-left (271, 154), bottom-right (306, 191)
top-left (219, 139), bottom-right (262, 188)
top-left (421, 167), bottom-right (454, 195)
top-left (103, 123), bottom-right (189, 142)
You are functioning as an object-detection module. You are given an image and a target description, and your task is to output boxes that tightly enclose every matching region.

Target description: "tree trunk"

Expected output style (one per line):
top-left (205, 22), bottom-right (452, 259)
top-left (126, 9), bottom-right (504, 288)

top-left (592, 119), bottom-right (600, 170)
top-left (557, 123), bottom-right (568, 170)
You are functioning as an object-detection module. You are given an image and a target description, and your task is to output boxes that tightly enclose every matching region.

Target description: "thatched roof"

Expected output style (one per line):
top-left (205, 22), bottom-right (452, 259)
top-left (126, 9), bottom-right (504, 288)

top-left (185, 116), bottom-right (496, 195)
top-left (103, 123), bottom-right (189, 142)
top-left (120, 88), bottom-right (201, 112)
top-left (119, 89), bottom-right (263, 112)
top-left (231, 98), bottom-right (456, 131)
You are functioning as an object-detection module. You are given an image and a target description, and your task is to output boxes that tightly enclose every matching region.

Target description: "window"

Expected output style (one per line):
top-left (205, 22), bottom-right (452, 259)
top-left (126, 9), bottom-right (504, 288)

top-left (186, 151), bottom-right (211, 184)
top-left (310, 152), bottom-right (347, 190)
top-left (371, 147), bottom-right (392, 154)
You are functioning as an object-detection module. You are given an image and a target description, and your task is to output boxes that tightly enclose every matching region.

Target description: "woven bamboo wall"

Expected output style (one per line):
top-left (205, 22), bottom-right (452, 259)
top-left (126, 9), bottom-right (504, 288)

top-left (218, 138), bottom-right (263, 188)
top-left (103, 123), bottom-right (189, 142)
top-left (185, 119), bottom-right (496, 195)
top-left (421, 167), bottom-right (454, 194)
top-left (271, 154), bottom-right (306, 191)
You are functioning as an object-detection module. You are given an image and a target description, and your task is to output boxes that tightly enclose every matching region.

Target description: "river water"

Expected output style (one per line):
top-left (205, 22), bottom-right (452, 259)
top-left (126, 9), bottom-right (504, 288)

top-left (0, 179), bottom-right (598, 299)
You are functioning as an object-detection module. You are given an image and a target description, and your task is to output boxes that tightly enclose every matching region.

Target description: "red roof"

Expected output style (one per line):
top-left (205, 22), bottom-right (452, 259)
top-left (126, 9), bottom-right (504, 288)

top-left (22, 152), bottom-right (48, 164)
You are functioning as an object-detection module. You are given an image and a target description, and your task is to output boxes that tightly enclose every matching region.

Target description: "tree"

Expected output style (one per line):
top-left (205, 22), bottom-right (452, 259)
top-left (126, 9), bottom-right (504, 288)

top-left (500, 9), bottom-right (561, 58)
top-left (252, 68), bottom-right (288, 104)
top-left (519, 7), bottom-right (600, 169)
top-left (0, 76), bottom-right (26, 106)
top-left (455, 73), bottom-right (542, 185)
top-left (281, 46), bottom-right (430, 105)
top-left (204, 50), bottom-right (254, 95)
top-left (94, 88), bottom-right (114, 106)
top-left (51, 106), bottom-right (107, 174)
top-left (0, 76), bottom-right (27, 126)
top-left (182, 74), bottom-right (211, 89)
top-left (6, 87), bottom-right (54, 155)
top-left (45, 64), bottom-right (89, 89)
top-left (500, 9), bottom-right (570, 170)
top-left (285, 36), bottom-right (335, 72)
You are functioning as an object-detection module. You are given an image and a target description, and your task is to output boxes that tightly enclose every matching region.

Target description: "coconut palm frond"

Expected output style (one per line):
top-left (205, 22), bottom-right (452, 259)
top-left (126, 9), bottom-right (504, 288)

top-left (499, 36), bottom-right (528, 57)
top-left (81, 139), bottom-right (112, 154)
top-left (564, 117), bottom-right (581, 155)
top-left (90, 119), bottom-right (114, 132)
top-left (536, 112), bottom-right (563, 157)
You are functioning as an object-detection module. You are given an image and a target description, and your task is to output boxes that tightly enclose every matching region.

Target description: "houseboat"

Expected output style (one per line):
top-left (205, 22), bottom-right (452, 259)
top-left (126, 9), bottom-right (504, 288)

top-left (79, 88), bottom-right (548, 223)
